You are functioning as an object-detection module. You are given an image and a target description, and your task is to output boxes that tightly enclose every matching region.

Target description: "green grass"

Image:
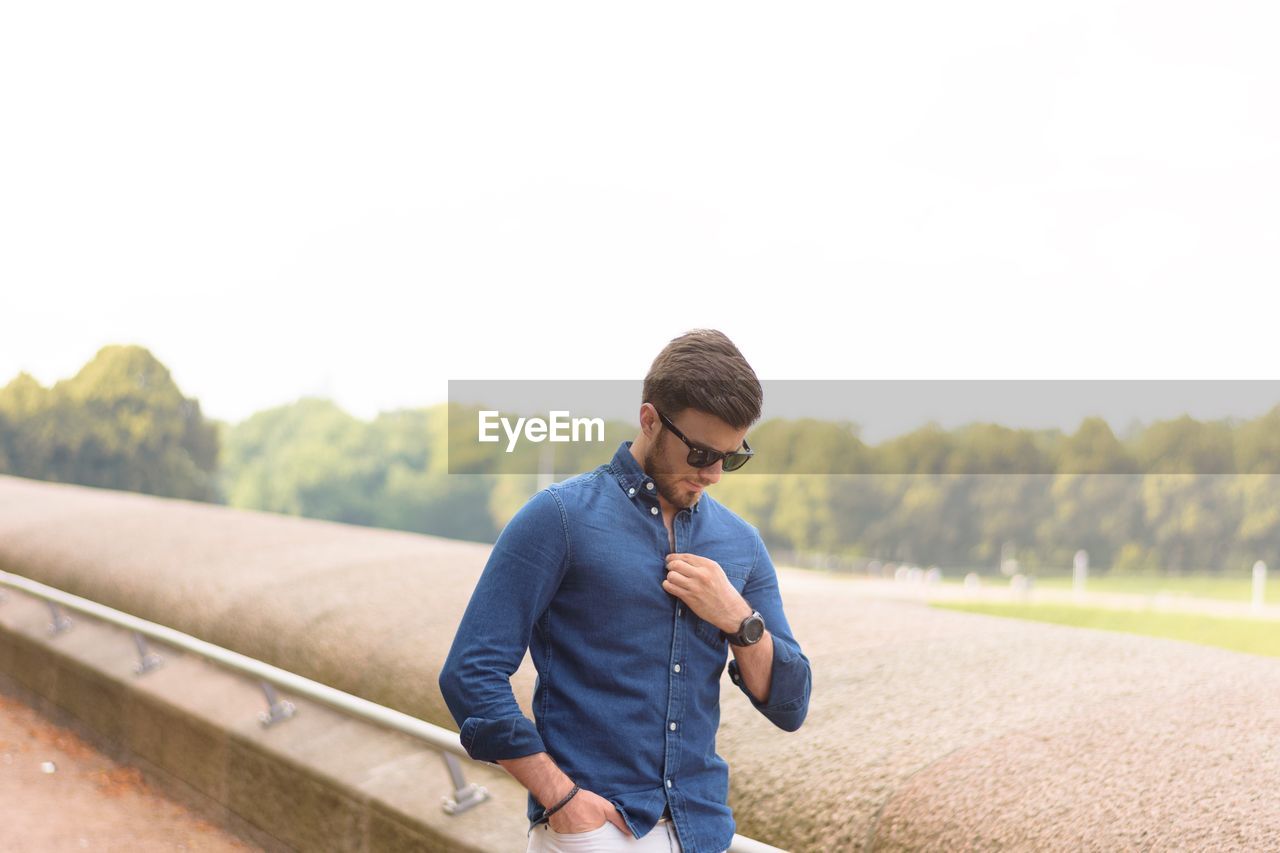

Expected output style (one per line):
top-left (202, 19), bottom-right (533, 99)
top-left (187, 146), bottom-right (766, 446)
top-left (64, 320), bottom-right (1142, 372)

top-left (932, 601), bottom-right (1280, 658)
top-left (936, 573), bottom-right (1280, 605)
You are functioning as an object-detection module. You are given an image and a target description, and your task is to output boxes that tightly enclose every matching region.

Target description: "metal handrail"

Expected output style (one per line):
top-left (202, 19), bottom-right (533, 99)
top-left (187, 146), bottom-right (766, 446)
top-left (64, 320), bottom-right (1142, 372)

top-left (0, 569), bottom-right (488, 815)
top-left (0, 569), bottom-right (786, 852)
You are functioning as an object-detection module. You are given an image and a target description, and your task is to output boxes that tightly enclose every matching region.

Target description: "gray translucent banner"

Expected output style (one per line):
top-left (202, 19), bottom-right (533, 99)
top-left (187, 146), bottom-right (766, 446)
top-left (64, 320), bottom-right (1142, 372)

top-left (447, 379), bottom-right (1280, 475)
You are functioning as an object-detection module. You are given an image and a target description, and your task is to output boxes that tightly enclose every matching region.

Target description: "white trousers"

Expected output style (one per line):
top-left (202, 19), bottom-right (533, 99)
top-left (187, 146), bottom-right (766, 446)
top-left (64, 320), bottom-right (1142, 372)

top-left (525, 815), bottom-right (702, 853)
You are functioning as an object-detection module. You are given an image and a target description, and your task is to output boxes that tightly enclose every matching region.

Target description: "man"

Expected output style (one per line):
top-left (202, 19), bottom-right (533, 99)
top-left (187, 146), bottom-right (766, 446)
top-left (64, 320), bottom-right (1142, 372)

top-left (438, 329), bottom-right (812, 853)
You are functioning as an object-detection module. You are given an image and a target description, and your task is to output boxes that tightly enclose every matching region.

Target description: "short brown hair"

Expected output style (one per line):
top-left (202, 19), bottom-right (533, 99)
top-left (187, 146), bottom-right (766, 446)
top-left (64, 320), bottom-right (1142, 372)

top-left (642, 329), bottom-right (763, 430)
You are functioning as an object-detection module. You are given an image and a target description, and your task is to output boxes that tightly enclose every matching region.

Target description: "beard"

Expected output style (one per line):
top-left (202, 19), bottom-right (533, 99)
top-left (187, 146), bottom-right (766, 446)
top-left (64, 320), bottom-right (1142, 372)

top-left (642, 430), bottom-right (700, 510)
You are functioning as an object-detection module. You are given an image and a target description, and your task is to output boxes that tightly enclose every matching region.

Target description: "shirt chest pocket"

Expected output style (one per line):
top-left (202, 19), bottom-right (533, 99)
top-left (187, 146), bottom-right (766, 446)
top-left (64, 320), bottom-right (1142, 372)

top-left (691, 562), bottom-right (752, 646)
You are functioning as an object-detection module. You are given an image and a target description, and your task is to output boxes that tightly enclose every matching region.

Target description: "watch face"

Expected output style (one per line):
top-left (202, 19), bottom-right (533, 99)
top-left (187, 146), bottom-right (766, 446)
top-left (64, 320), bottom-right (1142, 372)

top-left (742, 614), bottom-right (765, 643)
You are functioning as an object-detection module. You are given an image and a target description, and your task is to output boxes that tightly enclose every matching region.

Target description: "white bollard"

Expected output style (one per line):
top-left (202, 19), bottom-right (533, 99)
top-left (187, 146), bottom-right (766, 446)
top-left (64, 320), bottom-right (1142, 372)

top-left (1073, 549), bottom-right (1089, 601)
top-left (1253, 561), bottom-right (1267, 611)
top-left (963, 572), bottom-right (982, 594)
top-left (1011, 573), bottom-right (1031, 601)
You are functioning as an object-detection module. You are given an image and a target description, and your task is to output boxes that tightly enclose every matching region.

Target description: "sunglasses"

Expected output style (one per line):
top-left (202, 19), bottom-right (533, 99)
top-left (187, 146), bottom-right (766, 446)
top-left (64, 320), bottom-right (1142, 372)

top-left (653, 408), bottom-right (754, 472)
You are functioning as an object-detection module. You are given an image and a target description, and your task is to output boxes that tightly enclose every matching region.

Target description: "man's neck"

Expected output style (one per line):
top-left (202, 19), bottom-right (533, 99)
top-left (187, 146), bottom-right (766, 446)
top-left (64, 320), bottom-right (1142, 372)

top-left (628, 440), bottom-right (646, 473)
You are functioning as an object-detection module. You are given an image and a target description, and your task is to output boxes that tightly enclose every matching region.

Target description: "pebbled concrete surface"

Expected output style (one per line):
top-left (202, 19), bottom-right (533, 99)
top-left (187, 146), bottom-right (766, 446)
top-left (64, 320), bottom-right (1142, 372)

top-left (727, 570), bottom-right (1280, 851)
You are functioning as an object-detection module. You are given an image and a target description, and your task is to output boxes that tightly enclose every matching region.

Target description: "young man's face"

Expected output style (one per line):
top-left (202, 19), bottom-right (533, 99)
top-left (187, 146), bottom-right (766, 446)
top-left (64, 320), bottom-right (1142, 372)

top-left (641, 406), bottom-right (750, 511)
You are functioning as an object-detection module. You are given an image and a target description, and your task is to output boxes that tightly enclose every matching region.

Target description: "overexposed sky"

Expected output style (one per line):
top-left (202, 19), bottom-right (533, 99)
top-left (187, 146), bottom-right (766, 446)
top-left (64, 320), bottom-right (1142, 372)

top-left (3, 2), bottom-right (1278, 425)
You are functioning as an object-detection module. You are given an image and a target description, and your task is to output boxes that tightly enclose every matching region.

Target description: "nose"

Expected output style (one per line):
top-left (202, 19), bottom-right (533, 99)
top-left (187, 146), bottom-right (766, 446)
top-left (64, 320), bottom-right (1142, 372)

top-left (697, 460), bottom-right (723, 485)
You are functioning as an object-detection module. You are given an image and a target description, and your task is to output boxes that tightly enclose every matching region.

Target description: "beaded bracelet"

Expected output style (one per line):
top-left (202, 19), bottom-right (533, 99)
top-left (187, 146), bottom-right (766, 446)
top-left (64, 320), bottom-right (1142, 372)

top-left (543, 784), bottom-right (580, 820)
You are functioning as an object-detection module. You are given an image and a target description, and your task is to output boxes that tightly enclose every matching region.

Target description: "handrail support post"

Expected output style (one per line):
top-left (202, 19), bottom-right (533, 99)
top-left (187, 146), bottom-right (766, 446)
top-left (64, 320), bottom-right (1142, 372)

top-left (258, 680), bottom-right (296, 727)
top-left (441, 752), bottom-right (490, 815)
top-left (46, 602), bottom-right (73, 635)
top-left (132, 630), bottom-right (164, 675)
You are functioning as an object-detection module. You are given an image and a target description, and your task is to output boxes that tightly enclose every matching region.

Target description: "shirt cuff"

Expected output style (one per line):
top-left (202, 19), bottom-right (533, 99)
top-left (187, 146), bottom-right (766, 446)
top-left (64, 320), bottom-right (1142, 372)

top-left (459, 714), bottom-right (548, 763)
top-left (727, 638), bottom-right (810, 731)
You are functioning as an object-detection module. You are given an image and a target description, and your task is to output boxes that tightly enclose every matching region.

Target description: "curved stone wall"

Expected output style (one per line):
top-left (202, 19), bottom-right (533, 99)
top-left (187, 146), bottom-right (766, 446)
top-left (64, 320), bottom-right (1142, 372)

top-left (2, 474), bottom-right (1278, 851)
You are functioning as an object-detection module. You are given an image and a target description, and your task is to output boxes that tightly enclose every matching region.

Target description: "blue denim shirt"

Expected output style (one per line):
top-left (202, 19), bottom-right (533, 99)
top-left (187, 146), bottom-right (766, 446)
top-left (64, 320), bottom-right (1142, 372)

top-left (438, 440), bottom-right (812, 853)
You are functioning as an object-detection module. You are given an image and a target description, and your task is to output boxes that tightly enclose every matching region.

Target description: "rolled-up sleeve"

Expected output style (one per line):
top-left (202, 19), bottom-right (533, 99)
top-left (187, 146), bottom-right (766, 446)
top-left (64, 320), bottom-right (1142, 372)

top-left (437, 488), bottom-right (570, 764)
top-left (726, 530), bottom-right (812, 732)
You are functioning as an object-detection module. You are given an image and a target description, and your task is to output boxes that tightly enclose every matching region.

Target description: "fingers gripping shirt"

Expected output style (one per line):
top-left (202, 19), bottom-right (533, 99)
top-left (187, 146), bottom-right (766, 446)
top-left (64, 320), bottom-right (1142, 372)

top-left (438, 440), bottom-right (813, 853)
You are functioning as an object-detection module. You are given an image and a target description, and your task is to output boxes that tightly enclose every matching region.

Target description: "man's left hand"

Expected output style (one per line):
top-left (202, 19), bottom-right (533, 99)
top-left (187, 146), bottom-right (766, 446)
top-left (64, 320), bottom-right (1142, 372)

top-left (663, 553), bottom-right (753, 633)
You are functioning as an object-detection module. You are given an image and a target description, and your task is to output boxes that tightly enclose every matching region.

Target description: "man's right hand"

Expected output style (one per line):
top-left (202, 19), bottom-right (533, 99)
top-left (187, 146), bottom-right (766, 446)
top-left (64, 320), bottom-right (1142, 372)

top-left (547, 787), bottom-right (628, 835)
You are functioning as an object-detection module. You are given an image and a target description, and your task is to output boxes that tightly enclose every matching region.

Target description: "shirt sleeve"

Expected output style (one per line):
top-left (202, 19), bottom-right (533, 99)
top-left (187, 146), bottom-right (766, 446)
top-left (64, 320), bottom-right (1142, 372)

top-left (726, 529), bottom-right (812, 732)
top-left (437, 488), bottom-right (571, 764)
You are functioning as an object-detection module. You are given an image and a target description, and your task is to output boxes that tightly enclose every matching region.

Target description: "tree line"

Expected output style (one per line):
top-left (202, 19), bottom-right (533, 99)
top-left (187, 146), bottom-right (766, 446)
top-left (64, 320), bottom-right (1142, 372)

top-left (4, 345), bottom-right (1280, 576)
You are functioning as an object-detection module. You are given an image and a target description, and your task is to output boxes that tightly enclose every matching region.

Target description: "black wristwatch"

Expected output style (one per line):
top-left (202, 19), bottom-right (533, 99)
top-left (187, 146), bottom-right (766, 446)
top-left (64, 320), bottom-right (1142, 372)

top-left (724, 610), bottom-right (765, 646)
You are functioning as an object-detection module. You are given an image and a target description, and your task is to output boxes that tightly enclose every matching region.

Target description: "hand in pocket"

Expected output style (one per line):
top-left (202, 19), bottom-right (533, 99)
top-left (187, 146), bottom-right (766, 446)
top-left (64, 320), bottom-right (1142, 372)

top-left (547, 787), bottom-right (628, 835)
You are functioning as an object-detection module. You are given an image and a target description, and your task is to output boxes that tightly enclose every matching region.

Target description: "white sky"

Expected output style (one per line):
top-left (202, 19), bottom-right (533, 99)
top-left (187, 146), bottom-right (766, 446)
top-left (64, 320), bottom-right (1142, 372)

top-left (3, 2), bottom-right (1278, 426)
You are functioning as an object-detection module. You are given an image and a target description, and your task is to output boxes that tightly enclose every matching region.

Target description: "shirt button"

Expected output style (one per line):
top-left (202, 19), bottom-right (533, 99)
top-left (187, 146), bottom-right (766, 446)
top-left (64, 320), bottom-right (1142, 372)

top-left (673, 664), bottom-right (681, 673)
top-left (628, 487), bottom-right (636, 496)
top-left (646, 482), bottom-right (654, 491)
top-left (650, 506), bottom-right (659, 516)
top-left (666, 779), bottom-right (672, 788)
top-left (669, 722), bottom-right (677, 731)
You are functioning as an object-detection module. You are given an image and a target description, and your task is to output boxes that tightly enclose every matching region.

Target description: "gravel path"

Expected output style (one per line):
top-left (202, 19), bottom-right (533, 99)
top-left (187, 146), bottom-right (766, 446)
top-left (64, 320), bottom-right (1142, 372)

top-left (0, 690), bottom-right (259, 852)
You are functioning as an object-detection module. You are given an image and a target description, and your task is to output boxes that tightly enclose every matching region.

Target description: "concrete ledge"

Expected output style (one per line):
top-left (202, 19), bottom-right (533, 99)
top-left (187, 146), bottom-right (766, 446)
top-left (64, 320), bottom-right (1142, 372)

top-left (0, 588), bottom-right (533, 852)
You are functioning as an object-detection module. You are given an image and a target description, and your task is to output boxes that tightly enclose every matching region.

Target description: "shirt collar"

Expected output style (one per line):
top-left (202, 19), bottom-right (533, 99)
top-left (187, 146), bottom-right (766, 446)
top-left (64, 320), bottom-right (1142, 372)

top-left (608, 439), bottom-right (701, 514)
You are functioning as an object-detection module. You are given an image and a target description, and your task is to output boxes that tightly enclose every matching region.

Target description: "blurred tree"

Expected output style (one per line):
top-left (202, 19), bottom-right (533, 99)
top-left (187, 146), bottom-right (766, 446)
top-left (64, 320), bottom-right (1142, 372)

top-left (0, 347), bottom-right (218, 500)
top-left (968, 474), bottom-right (1053, 568)
top-left (1037, 473), bottom-right (1143, 570)
top-left (1139, 474), bottom-right (1240, 574)
top-left (0, 371), bottom-right (56, 478)
top-left (221, 399), bottom-right (500, 542)
top-left (748, 418), bottom-right (867, 474)
top-left (946, 424), bottom-right (1052, 474)
top-left (1234, 405), bottom-right (1280, 474)
top-left (770, 475), bottom-right (836, 552)
top-left (1228, 474), bottom-right (1280, 569)
top-left (875, 423), bottom-right (952, 475)
top-left (1133, 415), bottom-right (1234, 474)
top-left (1056, 417), bottom-right (1137, 475)
top-left (859, 475), bottom-right (974, 564)
top-left (711, 471), bottom-right (783, 542)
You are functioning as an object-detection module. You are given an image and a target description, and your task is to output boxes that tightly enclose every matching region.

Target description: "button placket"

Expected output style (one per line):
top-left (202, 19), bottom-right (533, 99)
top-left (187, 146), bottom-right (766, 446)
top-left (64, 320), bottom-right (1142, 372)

top-left (663, 519), bottom-right (685, 803)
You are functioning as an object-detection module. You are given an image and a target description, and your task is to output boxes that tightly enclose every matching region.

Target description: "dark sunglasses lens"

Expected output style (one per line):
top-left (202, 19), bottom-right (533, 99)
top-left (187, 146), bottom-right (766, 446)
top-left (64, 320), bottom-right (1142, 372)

top-left (686, 450), bottom-right (750, 471)
top-left (687, 449), bottom-right (713, 468)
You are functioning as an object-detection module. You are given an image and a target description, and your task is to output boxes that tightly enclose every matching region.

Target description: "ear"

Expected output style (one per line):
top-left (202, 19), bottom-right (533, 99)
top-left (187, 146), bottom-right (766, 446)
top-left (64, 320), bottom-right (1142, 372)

top-left (639, 403), bottom-right (660, 438)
